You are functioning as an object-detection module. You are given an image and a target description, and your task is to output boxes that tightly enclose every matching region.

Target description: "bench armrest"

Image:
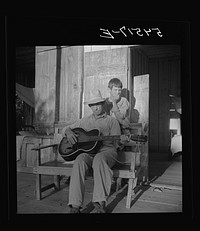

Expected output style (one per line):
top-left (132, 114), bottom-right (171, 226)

top-left (32, 144), bottom-right (59, 166)
top-left (32, 144), bottom-right (58, 151)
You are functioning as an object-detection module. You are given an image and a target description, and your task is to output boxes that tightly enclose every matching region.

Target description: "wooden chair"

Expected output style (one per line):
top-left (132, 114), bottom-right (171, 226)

top-left (32, 123), bottom-right (144, 209)
top-left (112, 123), bottom-right (143, 208)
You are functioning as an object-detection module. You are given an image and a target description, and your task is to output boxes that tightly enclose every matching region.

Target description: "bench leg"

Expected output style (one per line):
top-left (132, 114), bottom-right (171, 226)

top-left (126, 178), bottom-right (134, 208)
top-left (54, 175), bottom-right (60, 190)
top-left (116, 178), bottom-right (122, 191)
top-left (132, 177), bottom-right (138, 196)
top-left (126, 177), bottom-right (138, 209)
top-left (36, 174), bottom-right (42, 200)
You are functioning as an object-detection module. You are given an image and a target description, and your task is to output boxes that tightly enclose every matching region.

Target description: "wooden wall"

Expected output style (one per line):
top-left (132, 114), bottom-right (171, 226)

top-left (35, 46), bottom-right (84, 133)
top-left (133, 74), bottom-right (149, 180)
top-left (17, 136), bottom-right (54, 173)
top-left (35, 46), bottom-right (57, 134)
top-left (34, 45), bottom-right (180, 161)
top-left (130, 47), bottom-right (149, 121)
top-left (16, 47), bottom-right (35, 88)
top-left (59, 46), bottom-right (84, 122)
top-left (83, 47), bottom-right (129, 116)
top-left (131, 47), bottom-right (149, 77)
top-left (130, 46), bottom-right (180, 160)
top-left (149, 57), bottom-right (181, 159)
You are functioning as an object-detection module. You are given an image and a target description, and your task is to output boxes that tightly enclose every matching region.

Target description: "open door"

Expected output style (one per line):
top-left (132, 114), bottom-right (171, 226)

top-left (132, 74), bottom-right (149, 181)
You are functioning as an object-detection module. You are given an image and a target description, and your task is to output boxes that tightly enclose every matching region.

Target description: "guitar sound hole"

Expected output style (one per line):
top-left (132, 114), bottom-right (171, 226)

top-left (63, 146), bottom-right (73, 154)
top-left (73, 144), bottom-right (78, 150)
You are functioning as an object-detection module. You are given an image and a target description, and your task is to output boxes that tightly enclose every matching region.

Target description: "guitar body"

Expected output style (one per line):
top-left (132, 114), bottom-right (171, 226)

top-left (58, 127), bottom-right (147, 162)
top-left (58, 128), bottom-right (103, 161)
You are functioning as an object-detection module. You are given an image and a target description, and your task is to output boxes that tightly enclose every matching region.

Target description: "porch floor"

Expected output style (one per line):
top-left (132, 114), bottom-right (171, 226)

top-left (16, 156), bottom-right (182, 214)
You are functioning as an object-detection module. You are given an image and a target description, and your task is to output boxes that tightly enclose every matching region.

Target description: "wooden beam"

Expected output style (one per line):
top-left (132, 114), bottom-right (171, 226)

top-left (55, 46), bottom-right (62, 123)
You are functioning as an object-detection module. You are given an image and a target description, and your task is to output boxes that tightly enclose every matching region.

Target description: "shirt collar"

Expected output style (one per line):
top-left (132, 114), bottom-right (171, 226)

top-left (92, 112), bottom-right (107, 120)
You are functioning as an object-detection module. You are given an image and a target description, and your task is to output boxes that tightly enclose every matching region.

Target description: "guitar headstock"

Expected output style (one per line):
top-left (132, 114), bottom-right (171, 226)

top-left (131, 135), bottom-right (148, 143)
top-left (140, 135), bottom-right (148, 143)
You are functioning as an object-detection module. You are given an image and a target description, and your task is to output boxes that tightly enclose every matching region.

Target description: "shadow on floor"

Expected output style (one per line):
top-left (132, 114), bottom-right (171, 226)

top-left (39, 179), bottom-right (70, 200)
top-left (107, 184), bottom-right (151, 213)
top-left (81, 201), bottom-right (95, 213)
top-left (148, 153), bottom-right (182, 183)
top-left (87, 184), bottom-right (150, 213)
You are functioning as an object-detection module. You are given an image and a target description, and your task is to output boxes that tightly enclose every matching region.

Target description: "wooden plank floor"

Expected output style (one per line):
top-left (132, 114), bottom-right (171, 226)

top-left (17, 168), bottom-right (182, 214)
top-left (149, 155), bottom-right (182, 190)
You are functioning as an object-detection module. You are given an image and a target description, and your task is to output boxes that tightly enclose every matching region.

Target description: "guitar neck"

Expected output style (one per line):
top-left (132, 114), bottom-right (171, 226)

top-left (89, 135), bottom-right (120, 141)
top-left (88, 134), bottom-right (145, 142)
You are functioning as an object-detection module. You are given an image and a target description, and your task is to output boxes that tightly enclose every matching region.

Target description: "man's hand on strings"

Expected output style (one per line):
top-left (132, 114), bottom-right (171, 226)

top-left (120, 134), bottom-right (131, 145)
top-left (65, 129), bottom-right (78, 146)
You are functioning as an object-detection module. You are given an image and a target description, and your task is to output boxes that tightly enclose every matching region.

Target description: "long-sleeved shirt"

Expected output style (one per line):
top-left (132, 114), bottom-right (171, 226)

top-left (62, 113), bottom-right (121, 152)
top-left (104, 97), bottom-right (129, 120)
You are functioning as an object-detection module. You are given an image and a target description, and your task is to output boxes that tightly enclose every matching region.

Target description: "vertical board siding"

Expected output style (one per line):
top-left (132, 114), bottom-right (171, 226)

top-left (83, 48), bottom-right (129, 117)
top-left (35, 46), bottom-right (57, 131)
top-left (149, 57), bottom-right (180, 159)
top-left (169, 58), bottom-right (181, 96)
top-left (59, 46), bottom-right (84, 123)
top-left (131, 48), bottom-right (149, 77)
top-left (158, 59), bottom-right (170, 154)
top-left (130, 47), bottom-right (149, 123)
top-left (35, 46), bottom-right (84, 131)
top-left (133, 75), bottom-right (149, 180)
top-left (149, 59), bottom-right (159, 153)
top-left (131, 47), bottom-right (180, 159)
top-left (35, 45), bottom-right (180, 161)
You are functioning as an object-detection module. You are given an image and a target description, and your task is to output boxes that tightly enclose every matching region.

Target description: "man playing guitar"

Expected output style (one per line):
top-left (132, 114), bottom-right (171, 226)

top-left (62, 89), bottom-right (130, 213)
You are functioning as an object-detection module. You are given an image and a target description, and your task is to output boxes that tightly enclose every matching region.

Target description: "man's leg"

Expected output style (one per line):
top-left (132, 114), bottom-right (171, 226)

top-left (68, 153), bottom-right (93, 210)
top-left (92, 149), bottom-right (117, 211)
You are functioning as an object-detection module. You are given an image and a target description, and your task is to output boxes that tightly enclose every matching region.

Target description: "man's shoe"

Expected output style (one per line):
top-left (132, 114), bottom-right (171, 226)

top-left (69, 205), bottom-right (81, 213)
top-left (93, 201), bottom-right (106, 213)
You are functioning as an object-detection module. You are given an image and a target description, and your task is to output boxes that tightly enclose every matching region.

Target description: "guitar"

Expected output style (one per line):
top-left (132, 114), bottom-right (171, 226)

top-left (58, 127), bottom-right (147, 161)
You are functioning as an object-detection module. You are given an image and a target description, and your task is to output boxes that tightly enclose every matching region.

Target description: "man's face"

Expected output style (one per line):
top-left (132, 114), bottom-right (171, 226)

top-left (109, 86), bottom-right (122, 100)
top-left (89, 102), bottom-right (103, 116)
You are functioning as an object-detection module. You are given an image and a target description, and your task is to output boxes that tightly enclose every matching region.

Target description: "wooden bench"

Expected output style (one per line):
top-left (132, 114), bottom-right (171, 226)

top-left (32, 123), bottom-right (144, 209)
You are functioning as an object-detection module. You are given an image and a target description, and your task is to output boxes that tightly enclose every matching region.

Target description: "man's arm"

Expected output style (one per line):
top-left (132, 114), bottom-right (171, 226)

top-left (62, 120), bottom-right (81, 145)
top-left (109, 117), bottom-right (130, 148)
top-left (111, 98), bottom-right (130, 127)
top-left (111, 101), bottom-right (124, 120)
